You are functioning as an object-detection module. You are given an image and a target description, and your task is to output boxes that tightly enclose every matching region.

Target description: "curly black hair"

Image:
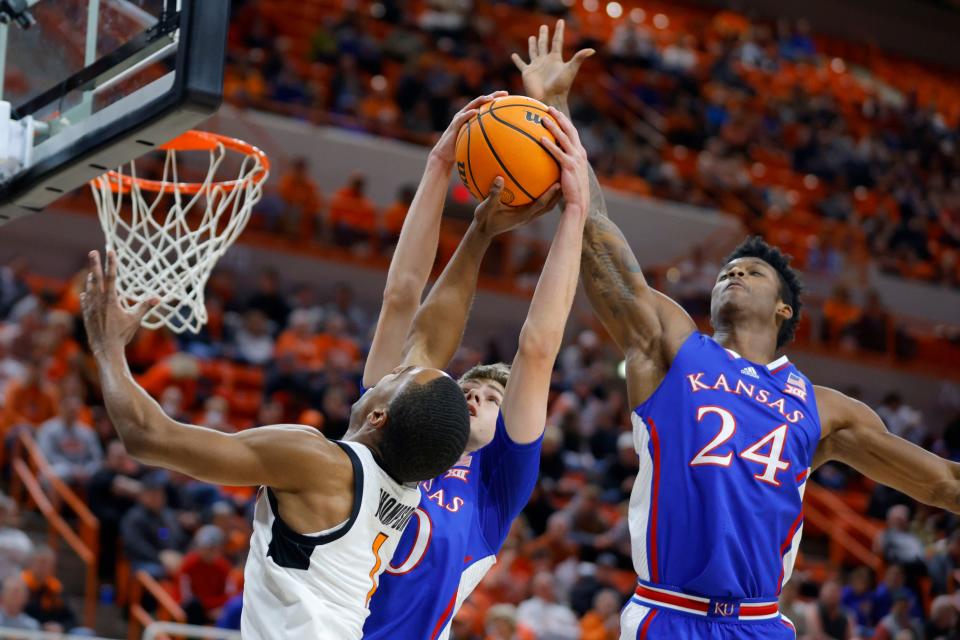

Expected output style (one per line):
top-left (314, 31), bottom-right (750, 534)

top-left (380, 376), bottom-right (470, 483)
top-left (723, 236), bottom-right (803, 349)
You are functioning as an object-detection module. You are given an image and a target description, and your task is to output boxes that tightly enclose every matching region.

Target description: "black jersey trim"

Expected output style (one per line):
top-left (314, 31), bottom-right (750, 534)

top-left (265, 441), bottom-right (364, 568)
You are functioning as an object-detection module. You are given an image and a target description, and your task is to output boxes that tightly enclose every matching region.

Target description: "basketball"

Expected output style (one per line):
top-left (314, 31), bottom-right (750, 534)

top-left (454, 95), bottom-right (560, 206)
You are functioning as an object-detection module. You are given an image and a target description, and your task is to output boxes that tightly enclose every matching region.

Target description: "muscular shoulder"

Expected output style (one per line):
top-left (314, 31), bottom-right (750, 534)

top-left (242, 424), bottom-right (353, 492)
top-left (813, 385), bottom-right (881, 465)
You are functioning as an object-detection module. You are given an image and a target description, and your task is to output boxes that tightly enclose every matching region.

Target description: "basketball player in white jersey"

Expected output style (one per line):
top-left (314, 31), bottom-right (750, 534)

top-left (79, 251), bottom-right (470, 639)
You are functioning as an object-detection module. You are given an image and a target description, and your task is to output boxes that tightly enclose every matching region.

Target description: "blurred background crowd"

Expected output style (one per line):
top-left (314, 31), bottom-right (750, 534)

top-left (1, 0), bottom-right (959, 638)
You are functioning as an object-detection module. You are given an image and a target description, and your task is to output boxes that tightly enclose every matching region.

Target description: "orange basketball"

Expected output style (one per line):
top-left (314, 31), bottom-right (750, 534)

top-left (454, 95), bottom-right (560, 206)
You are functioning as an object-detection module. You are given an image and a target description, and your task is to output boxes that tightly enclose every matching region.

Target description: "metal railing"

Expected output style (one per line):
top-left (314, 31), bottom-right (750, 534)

top-left (9, 431), bottom-right (100, 628)
top-left (142, 623), bottom-right (240, 640)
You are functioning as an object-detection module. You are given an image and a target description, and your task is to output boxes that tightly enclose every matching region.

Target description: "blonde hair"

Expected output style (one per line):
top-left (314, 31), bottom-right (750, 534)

top-left (458, 362), bottom-right (510, 388)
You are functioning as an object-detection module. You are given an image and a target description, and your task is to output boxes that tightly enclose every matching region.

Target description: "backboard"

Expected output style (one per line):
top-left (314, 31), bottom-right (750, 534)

top-left (0, 0), bottom-right (229, 223)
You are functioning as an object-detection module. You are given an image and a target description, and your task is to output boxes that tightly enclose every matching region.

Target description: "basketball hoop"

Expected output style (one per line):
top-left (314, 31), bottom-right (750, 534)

top-left (90, 130), bottom-right (270, 334)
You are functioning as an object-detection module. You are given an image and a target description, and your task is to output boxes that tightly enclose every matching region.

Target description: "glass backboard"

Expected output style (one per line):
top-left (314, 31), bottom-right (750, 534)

top-left (0, 0), bottom-right (229, 222)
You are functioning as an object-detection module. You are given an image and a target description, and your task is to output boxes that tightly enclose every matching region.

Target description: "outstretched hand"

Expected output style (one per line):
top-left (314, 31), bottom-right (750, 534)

top-left (511, 20), bottom-right (594, 105)
top-left (540, 108), bottom-right (590, 215)
top-left (430, 91), bottom-right (508, 165)
top-left (80, 250), bottom-right (158, 357)
top-left (474, 178), bottom-right (561, 238)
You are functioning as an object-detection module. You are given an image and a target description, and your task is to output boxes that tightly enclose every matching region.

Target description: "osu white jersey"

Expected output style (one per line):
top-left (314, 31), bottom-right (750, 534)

top-left (241, 441), bottom-right (421, 639)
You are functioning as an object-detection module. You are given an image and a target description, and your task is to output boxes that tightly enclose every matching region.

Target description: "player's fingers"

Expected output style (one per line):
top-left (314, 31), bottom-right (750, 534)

top-left (88, 251), bottom-right (103, 294)
top-left (528, 36), bottom-right (537, 60)
top-left (547, 107), bottom-right (580, 148)
top-left (538, 25), bottom-right (549, 56)
top-left (104, 250), bottom-right (119, 298)
top-left (452, 108), bottom-right (478, 130)
top-left (569, 48), bottom-right (595, 73)
top-left (542, 116), bottom-right (572, 154)
top-left (539, 136), bottom-right (568, 166)
top-left (551, 19), bottom-right (565, 54)
top-left (133, 297), bottom-right (160, 324)
top-left (484, 176), bottom-right (505, 204)
top-left (535, 184), bottom-right (562, 213)
top-left (510, 52), bottom-right (528, 71)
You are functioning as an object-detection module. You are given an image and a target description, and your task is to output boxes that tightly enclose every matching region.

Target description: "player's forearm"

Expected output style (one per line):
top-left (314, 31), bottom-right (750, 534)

top-left (402, 221), bottom-right (492, 368)
top-left (365, 156), bottom-right (452, 386)
top-left (384, 154), bottom-right (451, 299)
top-left (94, 349), bottom-right (177, 462)
top-left (518, 205), bottom-right (587, 360)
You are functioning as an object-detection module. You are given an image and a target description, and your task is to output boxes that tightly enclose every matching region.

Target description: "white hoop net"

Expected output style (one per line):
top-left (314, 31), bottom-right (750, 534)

top-left (90, 137), bottom-right (267, 334)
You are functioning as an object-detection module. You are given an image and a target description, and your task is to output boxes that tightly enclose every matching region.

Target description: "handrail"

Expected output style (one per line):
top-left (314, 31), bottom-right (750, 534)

top-left (0, 627), bottom-right (118, 639)
top-left (803, 500), bottom-right (883, 572)
top-left (10, 458), bottom-right (98, 628)
top-left (804, 484), bottom-right (884, 572)
top-left (143, 623), bottom-right (241, 640)
top-left (14, 431), bottom-right (99, 628)
top-left (128, 570), bottom-right (187, 640)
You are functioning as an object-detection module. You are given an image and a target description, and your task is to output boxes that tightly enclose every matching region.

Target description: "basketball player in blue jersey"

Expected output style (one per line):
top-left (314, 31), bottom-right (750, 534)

top-left (79, 252), bottom-right (471, 638)
top-left (515, 21), bottom-right (960, 640)
top-left (361, 102), bottom-right (590, 637)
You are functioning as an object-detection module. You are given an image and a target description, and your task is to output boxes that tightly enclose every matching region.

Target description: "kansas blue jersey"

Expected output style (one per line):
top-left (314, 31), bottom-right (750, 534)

top-left (629, 332), bottom-right (821, 600)
top-left (364, 411), bottom-right (541, 640)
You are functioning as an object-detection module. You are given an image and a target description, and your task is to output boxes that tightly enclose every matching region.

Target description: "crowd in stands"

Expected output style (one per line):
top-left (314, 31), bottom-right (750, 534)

top-left (223, 0), bottom-right (960, 292)
top-left (0, 244), bottom-right (958, 638)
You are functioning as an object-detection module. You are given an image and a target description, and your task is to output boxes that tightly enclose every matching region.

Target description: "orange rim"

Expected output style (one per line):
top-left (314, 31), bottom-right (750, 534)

top-left (95, 130), bottom-right (271, 195)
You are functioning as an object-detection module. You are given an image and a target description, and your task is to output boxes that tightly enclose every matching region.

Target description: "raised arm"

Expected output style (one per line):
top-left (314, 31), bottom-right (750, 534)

top-left (400, 177), bottom-right (560, 371)
top-left (363, 93), bottom-right (506, 387)
top-left (514, 20), bottom-right (695, 406)
top-left (501, 109), bottom-right (588, 444)
top-left (81, 252), bottom-right (344, 492)
top-left (815, 386), bottom-right (960, 512)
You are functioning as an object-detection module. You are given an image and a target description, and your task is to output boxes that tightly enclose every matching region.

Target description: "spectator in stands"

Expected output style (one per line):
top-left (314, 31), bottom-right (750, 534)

top-left (928, 529), bottom-right (960, 596)
top-left (841, 566), bottom-right (876, 633)
top-left (669, 246), bottom-right (718, 317)
top-left (852, 290), bottom-right (891, 353)
top-left (485, 602), bottom-right (524, 640)
top-left (120, 471), bottom-right (187, 580)
top-left (569, 554), bottom-right (618, 617)
top-left (274, 309), bottom-right (322, 371)
top-left (2, 361), bottom-right (58, 433)
top-left (925, 595), bottom-right (959, 640)
top-left (0, 257), bottom-right (30, 320)
top-left (779, 579), bottom-right (810, 637)
top-left (564, 485), bottom-right (611, 560)
top-left (875, 506), bottom-right (928, 582)
top-left (579, 588), bottom-right (621, 640)
top-left (381, 184), bottom-right (416, 248)
top-left (821, 284), bottom-right (860, 344)
top-left (159, 386), bottom-right (191, 423)
top-left (215, 592), bottom-right (243, 631)
top-left (277, 157), bottom-right (324, 238)
top-left (179, 525), bottom-right (236, 625)
top-left (198, 396), bottom-right (234, 434)
top-left (877, 393), bottom-right (925, 444)
top-left (314, 313), bottom-right (361, 365)
top-left (0, 575), bottom-right (39, 631)
top-left (516, 572), bottom-right (580, 640)
top-left (228, 310), bottom-right (275, 366)
top-left (601, 432), bottom-right (639, 503)
top-left (0, 496), bottom-right (31, 583)
top-left (324, 283), bottom-right (368, 337)
top-left (328, 173), bottom-right (378, 248)
top-left (21, 546), bottom-right (77, 633)
top-left (36, 395), bottom-right (102, 486)
top-left (88, 440), bottom-right (141, 581)
top-left (874, 589), bottom-right (925, 640)
top-left (873, 564), bottom-right (921, 625)
top-left (246, 269), bottom-right (290, 330)
top-left (806, 579), bottom-right (855, 640)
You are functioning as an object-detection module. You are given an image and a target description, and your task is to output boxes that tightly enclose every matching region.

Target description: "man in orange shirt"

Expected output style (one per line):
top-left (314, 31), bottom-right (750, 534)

top-left (380, 184), bottom-right (416, 249)
top-left (327, 173), bottom-right (378, 248)
top-left (2, 363), bottom-right (58, 434)
top-left (277, 157), bottom-right (323, 238)
top-left (313, 313), bottom-right (361, 365)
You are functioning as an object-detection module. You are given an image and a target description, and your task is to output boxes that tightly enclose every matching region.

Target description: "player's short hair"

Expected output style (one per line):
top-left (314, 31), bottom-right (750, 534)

top-left (458, 362), bottom-right (511, 389)
top-left (382, 376), bottom-right (470, 483)
top-left (723, 236), bottom-right (803, 349)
